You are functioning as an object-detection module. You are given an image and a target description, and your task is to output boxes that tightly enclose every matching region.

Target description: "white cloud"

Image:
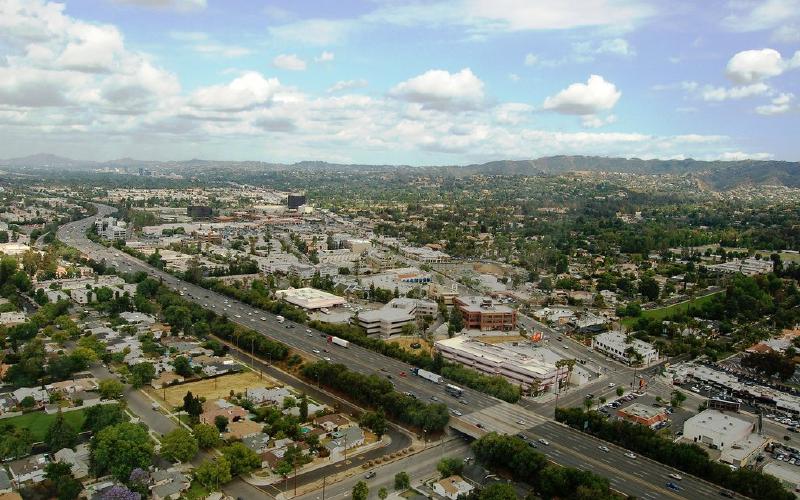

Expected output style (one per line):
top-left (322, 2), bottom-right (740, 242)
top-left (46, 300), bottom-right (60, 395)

top-left (327, 79), bottom-right (368, 93)
top-left (113, 0), bottom-right (206, 12)
top-left (192, 43), bottom-right (252, 58)
top-left (269, 19), bottom-right (352, 45)
top-left (582, 114), bottom-right (617, 128)
top-left (722, 0), bottom-right (800, 40)
top-left (464, 0), bottom-right (654, 31)
top-left (524, 53), bottom-right (538, 66)
top-left (57, 23), bottom-right (124, 72)
top-left (508, 73), bottom-right (520, 82)
top-left (725, 48), bottom-right (799, 83)
top-left (390, 68), bottom-right (485, 111)
top-left (543, 75), bottom-right (621, 115)
top-left (189, 72), bottom-right (281, 111)
top-left (494, 102), bottom-right (533, 125)
top-left (315, 51), bottom-right (334, 63)
top-left (573, 38), bottom-right (635, 59)
top-left (701, 82), bottom-right (770, 101)
top-left (771, 24), bottom-right (800, 42)
top-left (718, 151), bottom-right (774, 161)
top-left (272, 54), bottom-right (307, 71)
top-left (756, 92), bottom-right (795, 115)
top-left (169, 31), bottom-right (207, 41)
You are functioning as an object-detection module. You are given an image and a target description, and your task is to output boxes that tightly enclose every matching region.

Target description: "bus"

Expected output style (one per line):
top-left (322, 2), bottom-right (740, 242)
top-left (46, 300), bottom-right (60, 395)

top-left (445, 384), bottom-right (464, 398)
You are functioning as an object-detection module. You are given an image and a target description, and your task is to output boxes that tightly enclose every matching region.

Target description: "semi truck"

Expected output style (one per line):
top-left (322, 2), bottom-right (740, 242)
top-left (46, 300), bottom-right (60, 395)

top-left (276, 315), bottom-right (285, 323)
top-left (329, 336), bottom-right (350, 348)
top-left (412, 367), bottom-right (443, 384)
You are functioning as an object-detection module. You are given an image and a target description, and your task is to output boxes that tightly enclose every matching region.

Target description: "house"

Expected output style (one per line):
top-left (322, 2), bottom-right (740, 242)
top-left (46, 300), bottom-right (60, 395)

top-left (46, 377), bottom-right (99, 394)
top-left (151, 371), bottom-right (185, 389)
top-left (12, 387), bottom-right (48, 406)
top-left (283, 402), bottom-right (325, 418)
top-left (199, 399), bottom-right (247, 425)
top-left (245, 387), bottom-right (290, 405)
top-left (8, 454), bottom-right (48, 486)
top-left (150, 470), bottom-right (190, 500)
top-left (53, 444), bottom-right (90, 479)
top-left (0, 393), bottom-right (16, 413)
top-left (0, 312), bottom-right (26, 326)
top-left (225, 419), bottom-right (263, 440)
top-left (433, 475), bottom-right (474, 500)
top-left (241, 432), bottom-right (270, 454)
top-left (325, 427), bottom-right (364, 457)
top-left (313, 413), bottom-right (350, 433)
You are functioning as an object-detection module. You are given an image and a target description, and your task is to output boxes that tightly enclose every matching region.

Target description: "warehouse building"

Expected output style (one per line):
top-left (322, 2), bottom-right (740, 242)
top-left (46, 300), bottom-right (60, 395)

top-left (683, 409), bottom-right (753, 450)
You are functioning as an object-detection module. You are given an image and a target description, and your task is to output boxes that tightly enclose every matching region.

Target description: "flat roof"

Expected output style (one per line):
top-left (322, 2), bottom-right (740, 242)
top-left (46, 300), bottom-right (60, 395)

top-left (619, 403), bottom-right (666, 420)
top-left (456, 296), bottom-right (514, 314)
top-left (436, 336), bottom-right (556, 377)
top-left (276, 287), bottom-right (346, 309)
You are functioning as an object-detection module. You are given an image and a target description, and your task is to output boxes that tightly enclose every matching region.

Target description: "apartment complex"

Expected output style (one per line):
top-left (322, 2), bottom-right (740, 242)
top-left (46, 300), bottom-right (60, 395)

top-left (591, 331), bottom-right (659, 365)
top-left (454, 296), bottom-right (517, 331)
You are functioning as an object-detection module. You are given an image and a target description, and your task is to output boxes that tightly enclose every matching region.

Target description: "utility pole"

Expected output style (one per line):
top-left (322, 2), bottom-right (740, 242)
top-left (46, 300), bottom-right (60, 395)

top-left (322, 475), bottom-right (326, 500)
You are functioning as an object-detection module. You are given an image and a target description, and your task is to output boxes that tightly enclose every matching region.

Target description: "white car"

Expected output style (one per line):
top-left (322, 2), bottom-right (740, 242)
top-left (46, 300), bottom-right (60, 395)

top-left (668, 473), bottom-right (683, 481)
top-left (324, 357), bottom-right (331, 362)
top-left (538, 438), bottom-right (550, 445)
top-left (598, 445), bottom-right (610, 453)
top-left (313, 349), bottom-right (321, 354)
top-left (260, 317), bottom-right (267, 321)
top-left (608, 383), bottom-right (616, 387)
top-left (235, 314), bottom-right (242, 318)
top-left (306, 329), bottom-right (312, 333)
top-left (625, 452), bottom-right (636, 459)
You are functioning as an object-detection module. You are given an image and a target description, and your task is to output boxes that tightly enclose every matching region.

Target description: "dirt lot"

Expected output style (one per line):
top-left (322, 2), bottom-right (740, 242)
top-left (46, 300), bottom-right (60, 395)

top-left (150, 370), bottom-right (279, 408)
top-left (387, 336), bottom-right (434, 355)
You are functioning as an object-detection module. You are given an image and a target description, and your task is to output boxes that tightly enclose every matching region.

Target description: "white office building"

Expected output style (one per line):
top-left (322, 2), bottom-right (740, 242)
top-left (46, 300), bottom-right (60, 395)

top-left (591, 331), bottom-right (659, 365)
top-left (683, 409), bottom-right (753, 450)
top-left (357, 307), bottom-right (415, 338)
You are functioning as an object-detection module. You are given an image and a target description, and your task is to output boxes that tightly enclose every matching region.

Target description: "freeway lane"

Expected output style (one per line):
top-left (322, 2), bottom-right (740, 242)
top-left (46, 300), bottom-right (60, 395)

top-left (56, 205), bottom-right (734, 500)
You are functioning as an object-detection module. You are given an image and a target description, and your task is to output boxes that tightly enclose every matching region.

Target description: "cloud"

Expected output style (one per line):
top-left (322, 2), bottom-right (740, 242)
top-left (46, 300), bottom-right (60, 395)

top-left (169, 31), bottom-right (207, 41)
top-left (493, 102), bottom-right (533, 125)
top-left (56, 23), bottom-right (125, 73)
top-left (725, 48), bottom-right (799, 83)
top-left (189, 72), bottom-right (281, 111)
top-left (272, 54), bottom-right (307, 71)
top-left (701, 82), bottom-right (770, 101)
top-left (113, 0), bottom-right (206, 12)
top-left (524, 53), bottom-right (538, 66)
top-left (543, 75), bottom-right (621, 115)
top-left (722, 0), bottom-right (800, 40)
top-left (572, 38), bottom-right (635, 59)
top-left (169, 31), bottom-right (251, 58)
top-left (389, 68), bottom-right (485, 111)
top-left (327, 79), bottom-right (368, 93)
top-left (315, 51), bottom-right (334, 63)
top-left (269, 19), bottom-right (352, 45)
top-left (582, 114), bottom-right (617, 128)
top-left (508, 73), bottom-right (520, 82)
top-left (755, 92), bottom-right (795, 115)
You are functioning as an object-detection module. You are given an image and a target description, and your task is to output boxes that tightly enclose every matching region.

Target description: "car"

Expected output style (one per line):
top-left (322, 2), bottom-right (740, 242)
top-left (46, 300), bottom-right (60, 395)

top-left (324, 357), bottom-right (331, 362)
top-left (431, 396), bottom-right (439, 401)
top-left (557, 337), bottom-right (563, 341)
top-left (306, 333), bottom-right (312, 337)
top-left (585, 394), bottom-right (594, 399)
top-left (235, 314), bottom-right (242, 318)
top-left (451, 409), bottom-right (463, 416)
top-left (598, 445), bottom-right (610, 452)
top-left (668, 473), bottom-right (683, 481)
top-left (538, 438), bottom-right (550, 445)
top-left (459, 399), bottom-right (468, 405)
top-left (365, 471), bottom-right (376, 479)
top-left (261, 317), bottom-right (267, 321)
top-left (527, 441), bottom-right (538, 448)
top-left (476, 423), bottom-right (484, 429)
top-left (608, 383), bottom-right (616, 387)
top-left (516, 433), bottom-right (527, 440)
top-left (625, 452), bottom-right (637, 459)
top-left (313, 349), bottom-right (321, 354)
top-left (665, 482), bottom-right (680, 491)
top-left (410, 342), bottom-right (421, 349)
top-left (719, 490), bottom-right (735, 498)
top-left (386, 374), bottom-right (393, 379)
top-left (517, 420), bottom-right (525, 425)
top-left (399, 371), bottom-right (406, 377)
top-left (306, 329), bottom-right (312, 333)
top-left (563, 345), bottom-right (569, 349)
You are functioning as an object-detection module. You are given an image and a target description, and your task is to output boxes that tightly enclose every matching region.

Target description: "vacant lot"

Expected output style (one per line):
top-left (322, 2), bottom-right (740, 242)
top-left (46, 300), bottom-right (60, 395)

top-left (622, 291), bottom-right (720, 328)
top-left (388, 336), bottom-right (433, 355)
top-left (153, 370), bottom-right (279, 408)
top-left (3, 408), bottom-right (87, 441)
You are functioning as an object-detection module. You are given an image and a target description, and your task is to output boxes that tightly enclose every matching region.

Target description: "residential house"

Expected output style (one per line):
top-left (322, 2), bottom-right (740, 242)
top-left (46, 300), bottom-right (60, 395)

top-left (225, 419), bottom-right (263, 440)
top-left (325, 427), bottom-right (364, 457)
top-left (8, 454), bottom-right (48, 486)
top-left (313, 413), bottom-right (350, 433)
top-left (433, 475), bottom-right (474, 500)
top-left (53, 444), bottom-right (90, 479)
top-left (12, 387), bottom-right (48, 406)
top-left (241, 433), bottom-right (271, 454)
top-left (150, 470), bottom-right (190, 500)
top-left (199, 399), bottom-right (247, 425)
top-left (245, 387), bottom-right (289, 405)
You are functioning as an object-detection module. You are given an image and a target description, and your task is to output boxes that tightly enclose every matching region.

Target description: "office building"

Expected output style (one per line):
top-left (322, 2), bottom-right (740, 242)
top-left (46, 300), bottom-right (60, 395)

top-left (454, 296), bottom-right (517, 331)
top-left (288, 194), bottom-right (307, 210)
top-left (683, 409), bottom-right (753, 450)
top-left (591, 331), bottom-right (659, 365)
top-left (276, 287), bottom-right (346, 310)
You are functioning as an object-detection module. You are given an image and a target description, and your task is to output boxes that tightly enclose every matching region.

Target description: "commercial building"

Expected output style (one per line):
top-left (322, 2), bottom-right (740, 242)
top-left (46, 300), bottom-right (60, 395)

top-left (287, 194), bottom-right (307, 210)
top-left (187, 205), bottom-right (212, 219)
top-left (276, 287), bottom-right (346, 310)
top-left (454, 296), bottom-right (517, 332)
top-left (617, 403), bottom-right (668, 427)
top-left (94, 216), bottom-right (128, 240)
top-left (591, 331), bottom-right (659, 365)
top-left (434, 336), bottom-right (569, 393)
top-left (357, 307), bottom-right (415, 338)
top-left (708, 258), bottom-right (774, 276)
top-left (683, 409), bottom-right (753, 450)
top-left (720, 434), bottom-right (770, 467)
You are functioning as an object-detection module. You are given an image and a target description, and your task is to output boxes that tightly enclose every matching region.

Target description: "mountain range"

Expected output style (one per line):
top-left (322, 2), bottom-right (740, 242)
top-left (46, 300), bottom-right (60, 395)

top-left (2, 153), bottom-right (799, 190)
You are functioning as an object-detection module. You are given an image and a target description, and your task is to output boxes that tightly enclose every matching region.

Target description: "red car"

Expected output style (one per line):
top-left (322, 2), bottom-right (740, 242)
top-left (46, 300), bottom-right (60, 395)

top-left (399, 371), bottom-right (406, 377)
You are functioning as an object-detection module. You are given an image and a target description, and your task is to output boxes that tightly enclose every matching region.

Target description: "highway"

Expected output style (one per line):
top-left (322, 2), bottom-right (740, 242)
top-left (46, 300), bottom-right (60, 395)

top-left (56, 205), bottom-right (732, 499)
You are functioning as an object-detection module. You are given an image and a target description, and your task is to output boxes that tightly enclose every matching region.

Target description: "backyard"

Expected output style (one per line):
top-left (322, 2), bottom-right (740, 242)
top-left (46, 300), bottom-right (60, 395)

top-left (2, 408), bottom-right (87, 441)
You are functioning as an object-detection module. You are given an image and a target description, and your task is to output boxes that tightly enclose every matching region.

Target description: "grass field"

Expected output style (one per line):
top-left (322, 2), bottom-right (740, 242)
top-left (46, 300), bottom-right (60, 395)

top-left (388, 336), bottom-right (434, 355)
top-left (2, 408), bottom-right (87, 441)
top-left (151, 370), bottom-right (279, 408)
top-left (622, 291), bottom-right (721, 328)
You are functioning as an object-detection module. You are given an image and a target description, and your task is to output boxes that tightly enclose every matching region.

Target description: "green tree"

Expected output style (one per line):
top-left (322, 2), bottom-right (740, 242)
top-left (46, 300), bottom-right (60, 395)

top-left (639, 276), bottom-right (660, 302)
top-left (90, 422), bottom-right (154, 482)
top-left (616, 386), bottom-right (625, 397)
top-left (130, 362), bottom-right (155, 388)
top-left (194, 457), bottom-right (232, 490)
top-left (394, 471), bottom-right (410, 490)
top-left (352, 480), bottom-right (369, 500)
top-left (299, 393), bottom-right (309, 422)
top-left (360, 409), bottom-right (388, 438)
top-left (160, 428), bottom-right (199, 463)
top-left (437, 457), bottom-right (464, 478)
top-left (222, 442), bottom-right (260, 476)
top-left (214, 415), bottom-right (229, 433)
top-left (183, 391), bottom-right (203, 423)
top-left (83, 403), bottom-right (127, 434)
top-left (172, 356), bottom-right (192, 378)
top-left (0, 424), bottom-right (33, 460)
top-left (46, 410), bottom-right (78, 451)
top-left (378, 487), bottom-right (388, 500)
top-left (479, 483), bottom-right (517, 500)
top-left (98, 378), bottom-right (124, 399)
top-left (45, 461), bottom-right (82, 500)
top-left (193, 423), bottom-right (221, 449)
top-left (448, 307), bottom-right (464, 336)
top-left (670, 390), bottom-right (687, 408)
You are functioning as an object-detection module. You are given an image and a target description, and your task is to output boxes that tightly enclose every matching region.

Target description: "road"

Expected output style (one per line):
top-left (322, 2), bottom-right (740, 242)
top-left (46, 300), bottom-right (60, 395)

top-left (57, 205), bottom-right (733, 500)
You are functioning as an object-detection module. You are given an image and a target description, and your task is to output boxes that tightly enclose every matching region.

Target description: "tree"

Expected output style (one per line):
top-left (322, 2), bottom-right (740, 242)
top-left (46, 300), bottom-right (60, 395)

top-left (19, 395), bottom-right (36, 409)
top-left (214, 415), bottom-right (229, 433)
top-left (378, 487), bottom-right (388, 500)
top-left (670, 390), bottom-right (687, 409)
top-left (99, 378), bottom-right (124, 399)
top-left (394, 471), bottom-right (410, 490)
top-left (448, 307), bottom-right (464, 336)
top-left (183, 391), bottom-right (203, 423)
top-left (360, 409), bottom-right (388, 438)
top-left (222, 442), bottom-right (260, 476)
top-left (90, 422), bottom-right (154, 482)
top-left (83, 403), bottom-right (127, 434)
top-left (195, 457), bottom-right (232, 490)
top-left (352, 480), bottom-right (369, 500)
top-left (193, 423), bottom-right (221, 449)
top-left (479, 483), bottom-right (517, 500)
top-left (97, 485), bottom-right (140, 500)
top-left (639, 276), bottom-right (660, 302)
top-left (130, 362), bottom-right (155, 388)
top-left (299, 393), bottom-right (309, 422)
top-left (46, 410), bottom-right (78, 451)
top-left (0, 424), bottom-right (33, 460)
top-left (172, 356), bottom-right (192, 378)
top-left (164, 305), bottom-right (192, 334)
top-left (160, 428), bottom-right (199, 463)
top-left (616, 386), bottom-right (625, 397)
top-left (45, 461), bottom-right (82, 500)
top-left (583, 397), bottom-right (594, 410)
top-left (437, 457), bottom-right (464, 478)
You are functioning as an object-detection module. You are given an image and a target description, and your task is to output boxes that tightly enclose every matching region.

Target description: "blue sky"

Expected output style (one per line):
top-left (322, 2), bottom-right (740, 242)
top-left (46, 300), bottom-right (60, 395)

top-left (0, 0), bottom-right (798, 164)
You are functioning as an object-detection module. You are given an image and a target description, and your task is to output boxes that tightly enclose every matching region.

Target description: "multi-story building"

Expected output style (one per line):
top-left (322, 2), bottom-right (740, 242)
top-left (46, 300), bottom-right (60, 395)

top-left (591, 331), bottom-right (659, 365)
top-left (454, 296), bottom-right (517, 331)
top-left (357, 307), bottom-right (415, 338)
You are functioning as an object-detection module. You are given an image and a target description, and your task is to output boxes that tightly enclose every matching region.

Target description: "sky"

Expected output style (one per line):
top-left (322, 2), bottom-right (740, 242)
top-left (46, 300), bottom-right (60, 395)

top-left (0, 0), bottom-right (799, 165)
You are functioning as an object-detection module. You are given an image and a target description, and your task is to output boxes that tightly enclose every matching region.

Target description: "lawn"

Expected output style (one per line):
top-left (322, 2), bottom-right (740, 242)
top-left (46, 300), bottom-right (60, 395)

top-left (622, 291), bottom-right (721, 328)
top-left (2, 408), bottom-right (87, 441)
top-left (150, 370), bottom-right (279, 408)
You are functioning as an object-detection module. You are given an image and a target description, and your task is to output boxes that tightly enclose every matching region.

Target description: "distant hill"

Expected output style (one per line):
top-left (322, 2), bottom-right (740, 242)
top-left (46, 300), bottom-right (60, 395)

top-left (2, 153), bottom-right (798, 190)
